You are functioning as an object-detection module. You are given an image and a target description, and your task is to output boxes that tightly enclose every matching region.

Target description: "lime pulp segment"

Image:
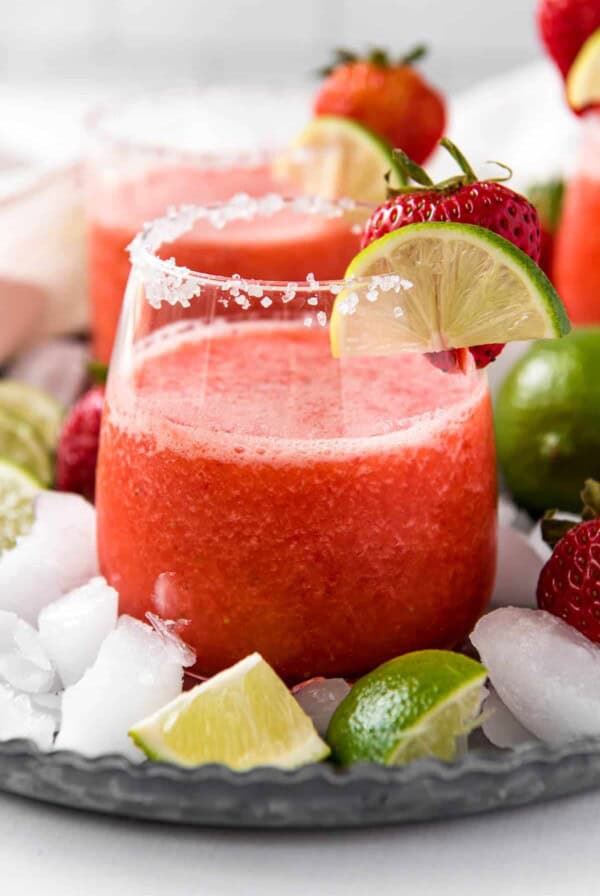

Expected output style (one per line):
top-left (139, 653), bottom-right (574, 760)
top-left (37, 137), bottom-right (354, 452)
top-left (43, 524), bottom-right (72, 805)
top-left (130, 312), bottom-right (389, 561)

top-left (0, 381), bottom-right (64, 452)
top-left (0, 407), bottom-right (53, 486)
top-left (0, 458), bottom-right (41, 555)
top-left (130, 652), bottom-right (330, 770)
top-left (330, 222), bottom-right (570, 359)
top-left (273, 115), bottom-right (402, 204)
top-left (567, 27), bottom-right (600, 111)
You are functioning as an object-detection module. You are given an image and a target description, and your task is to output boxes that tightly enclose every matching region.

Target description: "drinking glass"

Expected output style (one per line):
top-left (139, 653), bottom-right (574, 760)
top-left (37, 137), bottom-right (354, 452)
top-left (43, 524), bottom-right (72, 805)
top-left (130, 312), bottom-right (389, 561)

top-left (86, 87), bottom-right (328, 363)
top-left (554, 110), bottom-right (600, 324)
top-left (96, 195), bottom-right (497, 682)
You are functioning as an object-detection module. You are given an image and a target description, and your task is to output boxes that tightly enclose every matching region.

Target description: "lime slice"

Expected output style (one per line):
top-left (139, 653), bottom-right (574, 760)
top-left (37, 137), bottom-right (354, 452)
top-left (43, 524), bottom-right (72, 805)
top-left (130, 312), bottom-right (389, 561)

top-left (567, 27), bottom-right (600, 112)
top-left (129, 653), bottom-right (330, 770)
top-left (326, 650), bottom-right (487, 766)
top-left (0, 458), bottom-right (42, 554)
top-left (0, 381), bottom-right (64, 452)
top-left (274, 115), bottom-right (402, 204)
top-left (0, 408), bottom-right (53, 486)
top-left (330, 222), bottom-right (570, 359)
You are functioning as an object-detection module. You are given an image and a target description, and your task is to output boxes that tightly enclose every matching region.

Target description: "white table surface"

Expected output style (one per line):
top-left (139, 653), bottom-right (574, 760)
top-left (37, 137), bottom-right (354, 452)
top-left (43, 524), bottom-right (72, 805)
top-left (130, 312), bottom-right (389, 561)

top-left (1, 786), bottom-right (598, 894)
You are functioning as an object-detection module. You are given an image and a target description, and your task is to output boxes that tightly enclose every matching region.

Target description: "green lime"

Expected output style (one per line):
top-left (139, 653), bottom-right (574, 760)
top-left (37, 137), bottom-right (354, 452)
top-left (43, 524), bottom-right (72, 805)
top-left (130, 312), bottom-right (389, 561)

top-left (0, 381), bottom-right (64, 452)
top-left (496, 328), bottom-right (600, 515)
top-left (330, 222), bottom-right (570, 359)
top-left (130, 653), bottom-right (330, 770)
top-left (273, 115), bottom-right (402, 204)
top-left (326, 650), bottom-right (487, 766)
top-left (0, 458), bottom-right (42, 554)
top-left (0, 408), bottom-right (53, 487)
top-left (567, 27), bottom-right (600, 112)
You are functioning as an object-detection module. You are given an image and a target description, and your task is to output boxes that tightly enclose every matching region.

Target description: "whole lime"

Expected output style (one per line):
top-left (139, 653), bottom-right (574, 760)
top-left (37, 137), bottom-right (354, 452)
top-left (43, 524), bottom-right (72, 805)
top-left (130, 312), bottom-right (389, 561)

top-left (495, 328), bottom-right (600, 515)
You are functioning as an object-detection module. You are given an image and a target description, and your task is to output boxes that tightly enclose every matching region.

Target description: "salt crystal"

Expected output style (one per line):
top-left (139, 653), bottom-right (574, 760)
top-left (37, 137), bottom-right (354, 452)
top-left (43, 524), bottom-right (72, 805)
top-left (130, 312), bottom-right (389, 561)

top-left (38, 577), bottom-right (118, 687)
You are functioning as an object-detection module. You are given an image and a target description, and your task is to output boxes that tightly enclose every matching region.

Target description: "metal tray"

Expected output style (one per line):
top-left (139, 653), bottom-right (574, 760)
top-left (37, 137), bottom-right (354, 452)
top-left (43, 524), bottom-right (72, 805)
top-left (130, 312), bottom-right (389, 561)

top-left (1, 736), bottom-right (599, 828)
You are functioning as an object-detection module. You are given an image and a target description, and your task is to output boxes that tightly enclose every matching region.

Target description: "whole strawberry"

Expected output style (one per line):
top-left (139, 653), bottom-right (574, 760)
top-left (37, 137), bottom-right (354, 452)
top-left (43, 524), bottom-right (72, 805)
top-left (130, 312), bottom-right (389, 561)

top-left (537, 480), bottom-right (600, 643)
top-left (56, 386), bottom-right (104, 502)
top-left (314, 46), bottom-right (445, 165)
top-left (361, 139), bottom-right (542, 371)
top-left (537, 0), bottom-right (600, 78)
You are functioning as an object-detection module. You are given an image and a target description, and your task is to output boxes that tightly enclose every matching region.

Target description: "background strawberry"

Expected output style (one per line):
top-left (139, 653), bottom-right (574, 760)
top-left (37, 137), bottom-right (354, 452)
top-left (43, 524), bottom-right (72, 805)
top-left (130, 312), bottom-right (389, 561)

top-left (314, 46), bottom-right (445, 164)
top-left (56, 385), bottom-right (105, 502)
top-left (537, 480), bottom-right (600, 643)
top-left (537, 0), bottom-right (600, 78)
top-left (361, 139), bottom-right (542, 371)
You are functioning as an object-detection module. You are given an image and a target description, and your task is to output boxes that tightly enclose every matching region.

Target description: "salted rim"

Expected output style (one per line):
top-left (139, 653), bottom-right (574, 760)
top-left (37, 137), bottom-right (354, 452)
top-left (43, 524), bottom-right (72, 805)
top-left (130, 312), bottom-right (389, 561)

top-left (86, 85), bottom-right (305, 165)
top-left (126, 195), bottom-right (415, 309)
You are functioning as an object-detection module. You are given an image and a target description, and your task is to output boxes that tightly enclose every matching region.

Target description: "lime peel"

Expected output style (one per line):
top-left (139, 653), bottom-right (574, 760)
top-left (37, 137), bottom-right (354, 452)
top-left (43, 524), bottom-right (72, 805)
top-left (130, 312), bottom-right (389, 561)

top-left (326, 650), bottom-right (487, 767)
top-left (330, 222), bottom-right (570, 360)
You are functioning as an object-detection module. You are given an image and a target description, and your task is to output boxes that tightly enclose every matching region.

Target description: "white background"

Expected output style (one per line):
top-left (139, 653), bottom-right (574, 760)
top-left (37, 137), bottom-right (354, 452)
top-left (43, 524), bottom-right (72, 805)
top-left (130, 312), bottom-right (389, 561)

top-left (1, 0), bottom-right (541, 91)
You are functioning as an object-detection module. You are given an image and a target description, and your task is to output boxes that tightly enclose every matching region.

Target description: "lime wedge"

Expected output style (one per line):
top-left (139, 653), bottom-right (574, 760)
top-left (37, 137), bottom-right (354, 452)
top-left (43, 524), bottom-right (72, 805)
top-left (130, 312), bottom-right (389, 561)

top-left (326, 650), bottom-right (487, 766)
top-left (567, 27), bottom-right (600, 112)
top-left (0, 381), bottom-right (64, 453)
top-left (0, 458), bottom-right (42, 554)
top-left (274, 115), bottom-right (402, 203)
top-left (330, 222), bottom-right (570, 359)
top-left (0, 408), bottom-right (53, 486)
top-left (129, 653), bottom-right (330, 770)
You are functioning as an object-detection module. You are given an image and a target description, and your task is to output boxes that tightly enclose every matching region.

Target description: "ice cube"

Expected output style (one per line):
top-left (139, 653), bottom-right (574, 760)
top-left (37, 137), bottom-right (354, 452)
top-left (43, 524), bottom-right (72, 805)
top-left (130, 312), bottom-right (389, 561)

top-left (0, 491), bottom-right (98, 625)
top-left (0, 682), bottom-right (55, 750)
top-left (292, 677), bottom-right (351, 736)
top-left (0, 611), bottom-right (55, 693)
top-left (145, 612), bottom-right (196, 668)
top-left (55, 615), bottom-right (184, 760)
top-left (489, 525), bottom-right (545, 611)
top-left (482, 686), bottom-right (536, 749)
top-left (38, 577), bottom-right (118, 687)
top-left (472, 607), bottom-right (600, 745)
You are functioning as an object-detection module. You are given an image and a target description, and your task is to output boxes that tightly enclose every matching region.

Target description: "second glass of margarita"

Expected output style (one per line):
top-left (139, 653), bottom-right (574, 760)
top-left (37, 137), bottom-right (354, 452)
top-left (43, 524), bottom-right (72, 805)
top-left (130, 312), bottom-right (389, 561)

top-left (96, 196), bottom-right (497, 682)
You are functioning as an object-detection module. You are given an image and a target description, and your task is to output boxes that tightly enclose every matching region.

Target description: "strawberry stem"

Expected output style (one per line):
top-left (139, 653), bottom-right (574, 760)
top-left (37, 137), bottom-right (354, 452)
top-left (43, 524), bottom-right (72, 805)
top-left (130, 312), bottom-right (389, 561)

top-left (392, 149), bottom-right (434, 187)
top-left (440, 138), bottom-right (478, 183)
top-left (581, 479), bottom-right (600, 519)
top-left (541, 479), bottom-right (600, 549)
top-left (541, 511), bottom-right (578, 549)
top-left (398, 44), bottom-right (427, 66)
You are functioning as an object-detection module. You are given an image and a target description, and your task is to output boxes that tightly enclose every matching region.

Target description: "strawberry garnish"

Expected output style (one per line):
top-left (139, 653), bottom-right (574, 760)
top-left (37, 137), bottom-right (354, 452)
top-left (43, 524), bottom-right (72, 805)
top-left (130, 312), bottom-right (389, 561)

top-left (537, 0), bottom-right (600, 79)
top-left (537, 480), bottom-right (600, 643)
top-left (361, 139), bottom-right (542, 370)
top-left (56, 386), bottom-right (104, 502)
top-left (314, 46), bottom-right (445, 165)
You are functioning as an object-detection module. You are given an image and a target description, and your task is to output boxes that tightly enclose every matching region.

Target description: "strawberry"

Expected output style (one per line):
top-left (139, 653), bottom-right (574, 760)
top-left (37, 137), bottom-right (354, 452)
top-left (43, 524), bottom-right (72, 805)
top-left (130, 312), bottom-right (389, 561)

top-left (537, 0), bottom-right (600, 78)
top-left (314, 46), bottom-right (445, 165)
top-left (56, 386), bottom-right (105, 503)
top-left (361, 139), bottom-right (542, 370)
top-left (537, 480), bottom-right (600, 643)
top-left (527, 178), bottom-right (564, 280)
